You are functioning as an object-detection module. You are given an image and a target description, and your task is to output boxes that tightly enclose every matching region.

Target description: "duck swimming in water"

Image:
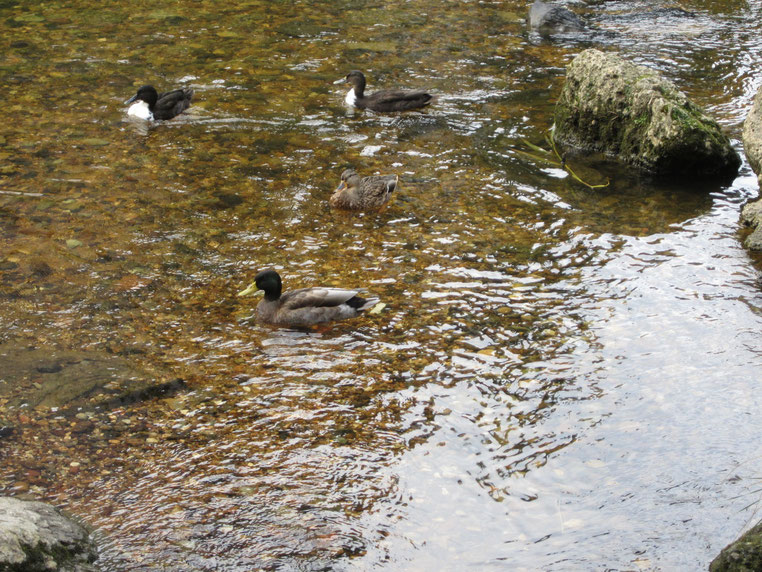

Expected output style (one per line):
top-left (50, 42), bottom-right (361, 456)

top-left (330, 168), bottom-right (398, 211)
top-left (334, 71), bottom-right (434, 112)
top-left (238, 269), bottom-right (379, 328)
top-left (125, 85), bottom-right (194, 120)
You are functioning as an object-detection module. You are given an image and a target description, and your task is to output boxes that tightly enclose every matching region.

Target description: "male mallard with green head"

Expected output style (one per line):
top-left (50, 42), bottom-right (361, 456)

top-left (238, 269), bottom-right (379, 328)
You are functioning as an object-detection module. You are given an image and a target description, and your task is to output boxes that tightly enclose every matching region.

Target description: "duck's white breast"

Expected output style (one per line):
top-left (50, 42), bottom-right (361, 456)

top-left (127, 100), bottom-right (153, 120)
top-left (344, 88), bottom-right (357, 107)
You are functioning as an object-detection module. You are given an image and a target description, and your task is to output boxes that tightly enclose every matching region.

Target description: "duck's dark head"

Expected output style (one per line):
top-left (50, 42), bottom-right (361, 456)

top-left (255, 269), bottom-right (283, 301)
top-left (125, 85), bottom-right (159, 107)
top-left (334, 71), bottom-right (366, 93)
top-left (238, 269), bottom-right (282, 301)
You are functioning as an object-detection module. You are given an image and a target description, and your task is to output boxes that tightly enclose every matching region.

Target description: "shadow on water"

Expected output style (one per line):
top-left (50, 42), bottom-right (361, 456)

top-left (1, 0), bottom-right (762, 570)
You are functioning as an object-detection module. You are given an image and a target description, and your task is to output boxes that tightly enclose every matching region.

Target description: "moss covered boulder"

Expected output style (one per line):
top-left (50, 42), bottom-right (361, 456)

top-left (0, 497), bottom-right (98, 571)
top-left (740, 83), bottom-right (762, 249)
top-left (710, 521), bottom-right (762, 571)
top-left (553, 49), bottom-right (740, 178)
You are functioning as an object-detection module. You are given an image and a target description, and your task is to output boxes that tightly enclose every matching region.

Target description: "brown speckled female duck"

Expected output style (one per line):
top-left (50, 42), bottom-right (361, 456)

top-left (238, 269), bottom-right (379, 328)
top-left (329, 168), bottom-right (398, 211)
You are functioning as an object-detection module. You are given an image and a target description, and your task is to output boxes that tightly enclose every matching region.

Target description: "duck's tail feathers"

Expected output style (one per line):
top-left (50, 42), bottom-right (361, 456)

top-left (347, 294), bottom-right (379, 311)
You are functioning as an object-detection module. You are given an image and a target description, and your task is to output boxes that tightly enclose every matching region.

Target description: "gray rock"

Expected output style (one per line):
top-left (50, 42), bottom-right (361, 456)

top-left (740, 196), bottom-right (762, 250)
top-left (553, 49), bottom-right (741, 178)
top-left (742, 83), bottom-right (762, 184)
top-left (710, 520), bottom-right (762, 571)
top-left (741, 84), bottom-right (762, 250)
top-left (0, 416), bottom-right (14, 439)
top-left (0, 497), bottom-right (98, 571)
top-left (528, 0), bottom-right (586, 34)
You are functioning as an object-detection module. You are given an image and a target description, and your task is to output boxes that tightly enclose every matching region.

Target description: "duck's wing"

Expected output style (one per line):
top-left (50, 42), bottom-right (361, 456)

top-left (361, 175), bottom-right (398, 203)
top-left (276, 287), bottom-right (376, 327)
top-left (379, 175), bottom-right (398, 194)
top-left (280, 287), bottom-right (363, 310)
top-left (154, 88), bottom-right (194, 119)
top-left (367, 89), bottom-right (433, 111)
top-left (370, 89), bottom-right (430, 103)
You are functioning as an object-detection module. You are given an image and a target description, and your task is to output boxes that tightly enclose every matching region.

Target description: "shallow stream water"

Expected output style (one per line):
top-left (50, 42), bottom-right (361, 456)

top-left (2, 0), bottom-right (762, 570)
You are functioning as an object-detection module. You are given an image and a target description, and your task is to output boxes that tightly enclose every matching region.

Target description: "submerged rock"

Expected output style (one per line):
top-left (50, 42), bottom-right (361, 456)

top-left (0, 342), bottom-right (186, 414)
top-left (553, 49), bottom-right (741, 178)
top-left (0, 497), bottom-right (98, 571)
top-left (0, 416), bottom-right (14, 439)
top-left (528, 0), bottom-right (586, 34)
top-left (740, 200), bottom-right (762, 250)
top-left (710, 520), bottom-right (762, 571)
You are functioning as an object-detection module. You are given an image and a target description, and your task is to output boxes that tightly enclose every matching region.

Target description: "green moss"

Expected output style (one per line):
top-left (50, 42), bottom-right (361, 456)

top-left (633, 113), bottom-right (650, 126)
top-left (670, 104), bottom-right (710, 133)
top-left (710, 521), bottom-right (762, 571)
top-left (9, 540), bottom-right (88, 572)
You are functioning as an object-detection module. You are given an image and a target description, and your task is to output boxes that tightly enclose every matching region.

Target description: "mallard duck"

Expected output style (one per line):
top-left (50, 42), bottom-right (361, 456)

top-left (125, 85), bottom-right (194, 120)
top-left (330, 168), bottom-right (398, 210)
top-left (238, 269), bottom-right (379, 328)
top-left (334, 71), bottom-right (434, 112)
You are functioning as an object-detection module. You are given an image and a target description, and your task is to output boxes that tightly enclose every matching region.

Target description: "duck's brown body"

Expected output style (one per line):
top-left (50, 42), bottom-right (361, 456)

top-left (330, 169), bottom-right (398, 211)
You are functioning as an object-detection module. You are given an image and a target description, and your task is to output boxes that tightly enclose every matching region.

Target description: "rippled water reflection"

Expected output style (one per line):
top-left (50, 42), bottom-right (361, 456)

top-left (2, 0), bottom-right (762, 570)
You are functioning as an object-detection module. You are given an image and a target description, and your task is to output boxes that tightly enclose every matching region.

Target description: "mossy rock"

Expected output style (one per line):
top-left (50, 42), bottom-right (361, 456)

top-left (0, 497), bottom-right (98, 571)
top-left (710, 521), bottom-right (762, 571)
top-left (553, 49), bottom-right (740, 179)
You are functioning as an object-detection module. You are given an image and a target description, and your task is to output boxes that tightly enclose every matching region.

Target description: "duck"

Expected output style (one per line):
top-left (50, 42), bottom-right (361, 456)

top-left (334, 71), bottom-right (434, 112)
top-left (330, 168), bottom-right (398, 211)
top-left (125, 85), bottom-right (194, 120)
top-left (238, 269), bottom-right (379, 328)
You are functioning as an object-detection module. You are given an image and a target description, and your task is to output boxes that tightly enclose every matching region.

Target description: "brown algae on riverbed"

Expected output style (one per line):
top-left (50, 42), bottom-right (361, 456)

top-left (2, 0), bottom-right (762, 569)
